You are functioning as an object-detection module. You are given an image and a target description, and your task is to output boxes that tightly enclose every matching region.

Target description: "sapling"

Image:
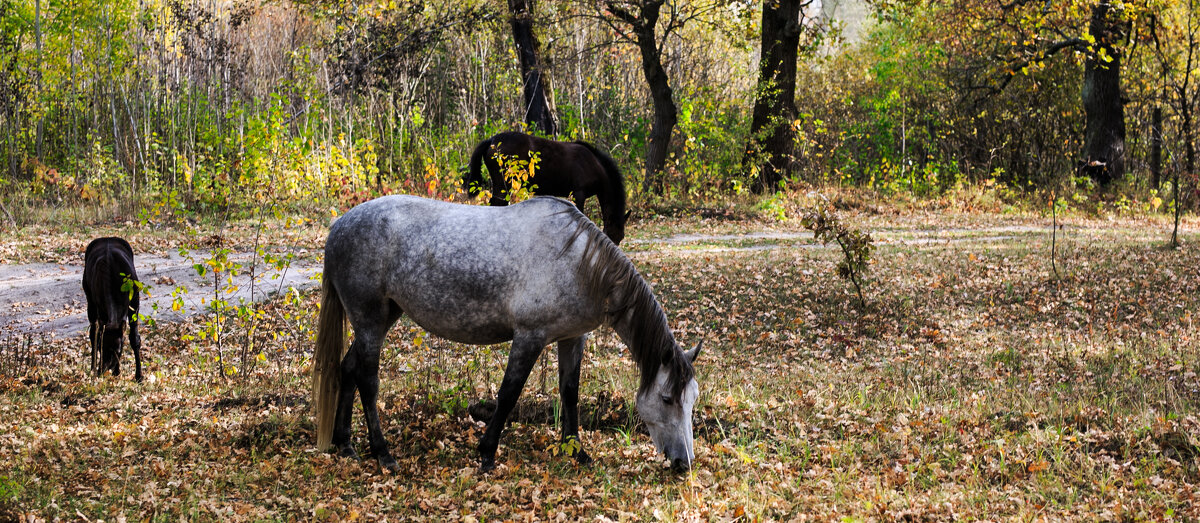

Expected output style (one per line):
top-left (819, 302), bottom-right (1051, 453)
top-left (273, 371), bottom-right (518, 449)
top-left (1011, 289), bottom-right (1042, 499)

top-left (801, 198), bottom-right (874, 307)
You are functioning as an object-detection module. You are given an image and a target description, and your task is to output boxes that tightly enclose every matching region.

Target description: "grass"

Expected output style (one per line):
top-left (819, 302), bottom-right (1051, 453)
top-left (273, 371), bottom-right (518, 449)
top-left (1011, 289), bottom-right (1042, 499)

top-left (0, 196), bottom-right (1198, 520)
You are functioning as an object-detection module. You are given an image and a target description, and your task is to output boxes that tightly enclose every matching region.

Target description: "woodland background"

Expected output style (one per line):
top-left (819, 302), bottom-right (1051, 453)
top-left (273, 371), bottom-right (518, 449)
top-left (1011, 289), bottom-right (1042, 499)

top-left (2, 0), bottom-right (1200, 520)
top-left (1, 0), bottom-right (1198, 220)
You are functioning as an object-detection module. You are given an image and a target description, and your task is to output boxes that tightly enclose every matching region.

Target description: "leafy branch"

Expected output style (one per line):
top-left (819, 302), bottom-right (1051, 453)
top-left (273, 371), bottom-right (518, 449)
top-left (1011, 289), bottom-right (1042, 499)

top-left (801, 200), bottom-right (874, 307)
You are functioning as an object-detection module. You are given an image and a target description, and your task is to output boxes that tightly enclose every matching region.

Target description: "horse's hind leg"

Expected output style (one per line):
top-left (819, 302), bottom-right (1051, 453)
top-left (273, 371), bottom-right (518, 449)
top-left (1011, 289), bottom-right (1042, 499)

top-left (478, 331), bottom-right (546, 472)
top-left (85, 288), bottom-right (98, 375)
top-left (129, 317), bottom-right (143, 382)
top-left (350, 334), bottom-right (399, 473)
top-left (331, 345), bottom-right (361, 459)
top-left (557, 335), bottom-right (592, 465)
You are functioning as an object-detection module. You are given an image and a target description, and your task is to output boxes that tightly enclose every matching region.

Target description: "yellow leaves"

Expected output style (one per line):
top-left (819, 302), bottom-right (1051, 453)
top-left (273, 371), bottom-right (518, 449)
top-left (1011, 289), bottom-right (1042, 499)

top-left (78, 184), bottom-right (99, 201)
top-left (1027, 459), bottom-right (1050, 473)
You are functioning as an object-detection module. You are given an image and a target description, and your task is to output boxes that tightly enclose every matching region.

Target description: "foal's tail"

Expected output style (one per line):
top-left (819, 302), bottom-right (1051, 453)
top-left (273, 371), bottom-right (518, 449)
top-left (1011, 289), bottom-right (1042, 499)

top-left (465, 137), bottom-right (492, 197)
top-left (313, 271), bottom-right (346, 451)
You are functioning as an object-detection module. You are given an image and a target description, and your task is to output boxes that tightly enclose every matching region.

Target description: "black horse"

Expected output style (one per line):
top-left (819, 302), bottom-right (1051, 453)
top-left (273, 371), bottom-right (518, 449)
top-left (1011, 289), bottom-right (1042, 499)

top-left (82, 237), bottom-right (143, 381)
top-left (465, 131), bottom-right (628, 244)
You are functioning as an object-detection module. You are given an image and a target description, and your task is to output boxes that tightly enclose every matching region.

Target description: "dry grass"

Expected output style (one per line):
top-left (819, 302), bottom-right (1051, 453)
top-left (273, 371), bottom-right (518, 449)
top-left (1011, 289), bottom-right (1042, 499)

top-left (1, 202), bottom-right (1198, 520)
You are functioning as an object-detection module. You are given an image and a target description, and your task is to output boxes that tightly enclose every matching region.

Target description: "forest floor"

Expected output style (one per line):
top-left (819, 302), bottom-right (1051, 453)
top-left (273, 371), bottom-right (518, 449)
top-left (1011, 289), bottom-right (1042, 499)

top-left (1, 202), bottom-right (1199, 520)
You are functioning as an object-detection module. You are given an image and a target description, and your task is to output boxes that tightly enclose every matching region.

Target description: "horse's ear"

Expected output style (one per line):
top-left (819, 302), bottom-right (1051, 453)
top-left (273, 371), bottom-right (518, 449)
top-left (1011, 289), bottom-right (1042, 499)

top-left (684, 340), bottom-right (703, 364)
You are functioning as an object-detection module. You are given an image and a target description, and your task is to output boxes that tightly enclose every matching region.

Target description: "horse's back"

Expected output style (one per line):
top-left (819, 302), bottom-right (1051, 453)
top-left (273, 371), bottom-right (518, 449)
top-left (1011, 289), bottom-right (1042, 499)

top-left (325, 196), bottom-right (603, 345)
top-left (83, 237), bottom-right (138, 323)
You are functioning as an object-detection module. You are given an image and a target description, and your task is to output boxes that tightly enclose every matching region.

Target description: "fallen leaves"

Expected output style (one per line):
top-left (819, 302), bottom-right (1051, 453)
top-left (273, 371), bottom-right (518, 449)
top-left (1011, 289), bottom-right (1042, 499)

top-left (1, 211), bottom-right (1200, 520)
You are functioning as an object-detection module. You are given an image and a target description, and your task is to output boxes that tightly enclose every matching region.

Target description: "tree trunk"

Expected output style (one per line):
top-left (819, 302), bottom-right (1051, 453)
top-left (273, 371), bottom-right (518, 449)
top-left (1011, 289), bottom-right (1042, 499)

top-left (508, 0), bottom-right (557, 136)
top-left (607, 0), bottom-right (677, 193)
top-left (1151, 104), bottom-right (1162, 190)
top-left (744, 0), bottom-right (802, 194)
top-left (1177, 99), bottom-right (1193, 248)
top-left (637, 2), bottom-right (676, 193)
top-left (1080, 2), bottom-right (1127, 187)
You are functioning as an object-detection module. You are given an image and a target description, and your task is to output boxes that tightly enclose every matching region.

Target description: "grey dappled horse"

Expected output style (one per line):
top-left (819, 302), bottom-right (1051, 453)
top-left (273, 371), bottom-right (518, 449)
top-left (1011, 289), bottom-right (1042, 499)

top-left (313, 195), bottom-right (700, 473)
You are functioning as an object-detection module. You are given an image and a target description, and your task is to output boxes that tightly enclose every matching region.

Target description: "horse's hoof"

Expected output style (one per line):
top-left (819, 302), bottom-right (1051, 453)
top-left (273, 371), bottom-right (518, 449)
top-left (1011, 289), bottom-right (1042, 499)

top-left (337, 445), bottom-right (360, 460)
top-left (134, 374), bottom-right (144, 383)
top-left (479, 456), bottom-right (496, 473)
top-left (377, 454), bottom-right (399, 473)
top-left (574, 450), bottom-right (593, 466)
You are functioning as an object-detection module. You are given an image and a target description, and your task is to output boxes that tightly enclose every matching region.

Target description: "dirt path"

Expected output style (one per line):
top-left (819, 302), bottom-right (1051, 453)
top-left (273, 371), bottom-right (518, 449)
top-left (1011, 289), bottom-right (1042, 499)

top-left (0, 224), bottom-right (1063, 339)
top-left (0, 251), bottom-right (322, 339)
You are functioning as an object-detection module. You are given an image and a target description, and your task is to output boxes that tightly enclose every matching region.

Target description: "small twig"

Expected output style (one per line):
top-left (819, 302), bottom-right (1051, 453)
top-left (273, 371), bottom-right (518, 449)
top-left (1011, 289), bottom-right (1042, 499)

top-left (0, 197), bottom-right (15, 228)
top-left (1051, 190), bottom-right (1061, 280)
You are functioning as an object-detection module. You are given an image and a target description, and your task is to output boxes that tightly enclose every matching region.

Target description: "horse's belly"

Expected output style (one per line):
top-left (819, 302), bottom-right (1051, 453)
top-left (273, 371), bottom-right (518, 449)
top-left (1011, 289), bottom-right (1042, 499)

top-left (407, 313), bottom-right (515, 345)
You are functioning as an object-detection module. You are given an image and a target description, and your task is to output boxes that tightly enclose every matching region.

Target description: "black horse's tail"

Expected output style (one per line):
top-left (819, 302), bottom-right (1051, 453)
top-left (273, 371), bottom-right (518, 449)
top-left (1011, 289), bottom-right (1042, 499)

top-left (465, 137), bottom-right (493, 197)
top-left (313, 271), bottom-right (346, 451)
top-left (575, 140), bottom-right (626, 221)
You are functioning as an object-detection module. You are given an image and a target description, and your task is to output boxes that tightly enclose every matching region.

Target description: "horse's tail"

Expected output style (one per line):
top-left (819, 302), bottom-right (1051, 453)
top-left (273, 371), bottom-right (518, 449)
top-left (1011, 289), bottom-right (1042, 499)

top-left (465, 137), bottom-right (493, 197)
top-left (313, 271), bottom-right (346, 451)
top-left (575, 141), bottom-right (626, 217)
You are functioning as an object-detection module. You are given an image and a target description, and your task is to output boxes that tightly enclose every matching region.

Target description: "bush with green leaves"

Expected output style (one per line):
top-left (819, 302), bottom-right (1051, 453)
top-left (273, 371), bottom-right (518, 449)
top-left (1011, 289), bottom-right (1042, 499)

top-left (801, 200), bottom-right (874, 307)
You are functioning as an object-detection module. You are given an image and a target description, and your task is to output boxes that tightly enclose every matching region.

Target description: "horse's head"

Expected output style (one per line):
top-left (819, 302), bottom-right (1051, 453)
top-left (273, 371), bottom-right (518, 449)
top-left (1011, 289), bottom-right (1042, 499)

top-left (99, 322), bottom-right (126, 372)
top-left (636, 341), bottom-right (701, 472)
top-left (602, 210), bottom-right (630, 245)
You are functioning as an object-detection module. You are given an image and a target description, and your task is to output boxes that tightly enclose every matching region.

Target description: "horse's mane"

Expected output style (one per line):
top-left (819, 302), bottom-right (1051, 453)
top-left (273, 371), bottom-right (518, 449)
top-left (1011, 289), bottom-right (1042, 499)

top-left (550, 200), bottom-right (691, 400)
top-left (572, 141), bottom-right (626, 223)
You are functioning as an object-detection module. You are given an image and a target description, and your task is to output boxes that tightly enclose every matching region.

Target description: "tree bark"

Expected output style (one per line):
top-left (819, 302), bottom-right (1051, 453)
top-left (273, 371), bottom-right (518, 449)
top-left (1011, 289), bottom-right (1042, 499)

top-left (34, 0), bottom-right (44, 160)
top-left (1080, 2), bottom-right (1127, 187)
top-left (508, 0), bottom-right (557, 136)
top-left (744, 0), bottom-right (802, 193)
top-left (607, 1), bottom-right (677, 193)
top-left (1151, 104), bottom-right (1162, 190)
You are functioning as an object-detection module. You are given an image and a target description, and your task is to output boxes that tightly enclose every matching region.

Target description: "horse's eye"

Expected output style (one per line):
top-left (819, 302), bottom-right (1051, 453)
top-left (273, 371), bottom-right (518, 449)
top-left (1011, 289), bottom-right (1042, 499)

top-left (660, 395), bottom-right (674, 406)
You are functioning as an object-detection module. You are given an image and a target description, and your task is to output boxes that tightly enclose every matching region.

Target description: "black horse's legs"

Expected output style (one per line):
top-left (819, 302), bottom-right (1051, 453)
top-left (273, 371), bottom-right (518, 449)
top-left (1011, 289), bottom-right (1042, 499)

top-left (85, 287), bottom-right (98, 375)
top-left (351, 336), bottom-right (398, 472)
top-left (331, 344), bottom-right (360, 459)
top-left (88, 322), bottom-right (99, 376)
top-left (557, 335), bottom-right (591, 465)
top-left (478, 332), bottom-right (545, 471)
top-left (488, 166), bottom-right (510, 206)
top-left (129, 318), bottom-right (143, 382)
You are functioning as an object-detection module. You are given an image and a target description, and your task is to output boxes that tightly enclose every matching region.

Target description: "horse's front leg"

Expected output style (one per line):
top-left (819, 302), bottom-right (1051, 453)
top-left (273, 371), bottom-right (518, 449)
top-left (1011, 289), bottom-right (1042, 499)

top-left (128, 317), bottom-right (143, 382)
top-left (351, 337), bottom-right (398, 473)
top-left (478, 332), bottom-right (545, 472)
top-left (557, 335), bottom-right (592, 465)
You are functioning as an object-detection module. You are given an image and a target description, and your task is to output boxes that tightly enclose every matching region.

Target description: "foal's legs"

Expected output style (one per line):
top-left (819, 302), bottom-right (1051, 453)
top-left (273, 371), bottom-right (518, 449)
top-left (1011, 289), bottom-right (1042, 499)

top-left (85, 288), bottom-right (99, 375)
top-left (128, 316), bottom-right (143, 382)
top-left (557, 335), bottom-right (592, 465)
top-left (478, 331), bottom-right (545, 471)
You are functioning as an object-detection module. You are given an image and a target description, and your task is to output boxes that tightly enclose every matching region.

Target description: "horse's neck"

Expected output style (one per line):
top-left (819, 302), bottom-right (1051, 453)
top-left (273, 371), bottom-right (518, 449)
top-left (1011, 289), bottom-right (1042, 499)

top-left (608, 282), bottom-right (674, 366)
top-left (598, 175), bottom-right (624, 221)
